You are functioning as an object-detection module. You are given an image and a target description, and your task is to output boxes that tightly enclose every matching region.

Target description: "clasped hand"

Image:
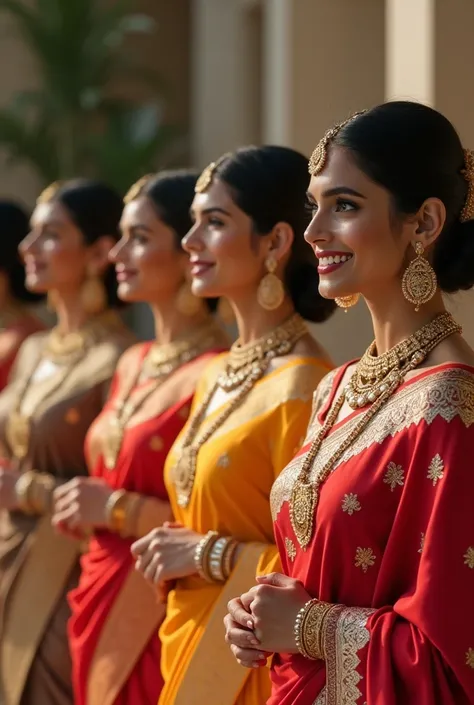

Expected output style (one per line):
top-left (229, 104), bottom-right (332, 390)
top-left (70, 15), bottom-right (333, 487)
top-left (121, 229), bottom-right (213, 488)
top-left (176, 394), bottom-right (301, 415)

top-left (52, 476), bottom-right (112, 538)
top-left (224, 573), bottom-right (311, 668)
top-left (131, 523), bottom-right (203, 586)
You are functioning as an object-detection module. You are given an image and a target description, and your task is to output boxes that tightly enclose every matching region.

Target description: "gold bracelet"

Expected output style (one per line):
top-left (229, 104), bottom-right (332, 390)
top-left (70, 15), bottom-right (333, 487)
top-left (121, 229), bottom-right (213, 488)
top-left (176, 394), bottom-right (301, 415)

top-left (194, 531), bottom-right (219, 582)
top-left (105, 489), bottom-right (128, 533)
top-left (121, 492), bottom-right (144, 537)
top-left (222, 538), bottom-right (239, 579)
top-left (208, 536), bottom-right (231, 582)
top-left (14, 471), bottom-right (36, 514)
top-left (29, 473), bottom-right (55, 514)
top-left (294, 599), bottom-right (334, 660)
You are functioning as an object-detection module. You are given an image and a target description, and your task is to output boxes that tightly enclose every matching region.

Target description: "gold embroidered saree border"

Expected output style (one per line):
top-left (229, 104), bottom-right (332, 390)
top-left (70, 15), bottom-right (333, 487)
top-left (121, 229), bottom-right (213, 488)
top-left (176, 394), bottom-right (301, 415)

top-left (323, 606), bottom-right (374, 705)
top-left (0, 516), bottom-right (79, 705)
top-left (87, 568), bottom-right (166, 705)
top-left (174, 542), bottom-right (266, 705)
top-left (271, 367), bottom-right (474, 519)
top-left (313, 686), bottom-right (327, 704)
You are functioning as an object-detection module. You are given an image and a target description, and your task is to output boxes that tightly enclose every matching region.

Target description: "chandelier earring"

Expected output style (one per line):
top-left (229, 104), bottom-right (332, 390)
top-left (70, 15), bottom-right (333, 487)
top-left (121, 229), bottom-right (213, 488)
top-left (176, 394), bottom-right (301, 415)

top-left (257, 254), bottom-right (285, 311)
top-left (401, 241), bottom-right (437, 312)
top-left (335, 294), bottom-right (360, 312)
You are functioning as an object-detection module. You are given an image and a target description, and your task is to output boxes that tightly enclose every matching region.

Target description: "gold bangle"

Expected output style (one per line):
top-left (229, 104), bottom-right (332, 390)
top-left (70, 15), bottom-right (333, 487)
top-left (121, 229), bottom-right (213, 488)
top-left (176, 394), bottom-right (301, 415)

top-left (14, 471), bottom-right (36, 514)
top-left (105, 489), bottom-right (128, 533)
top-left (121, 492), bottom-right (144, 537)
top-left (222, 538), bottom-right (239, 579)
top-left (208, 536), bottom-right (231, 582)
top-left (294, 599), bottom-right (334, 660)
top-left (194, 531), bottom-right (219, 582)
top-left (29, 473), bottom-right (55, 514)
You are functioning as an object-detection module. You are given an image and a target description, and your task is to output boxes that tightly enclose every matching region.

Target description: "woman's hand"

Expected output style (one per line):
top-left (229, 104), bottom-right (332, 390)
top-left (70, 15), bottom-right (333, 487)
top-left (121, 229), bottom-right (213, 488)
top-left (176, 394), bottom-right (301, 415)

top-left (52, 477), bottom-right (112, 536)
top-left (225, 573), bottom-right (311, 663)
top-left (0, 466), bottom-right (20, 511)
top-left (131, 523), bottom-right (202, 585)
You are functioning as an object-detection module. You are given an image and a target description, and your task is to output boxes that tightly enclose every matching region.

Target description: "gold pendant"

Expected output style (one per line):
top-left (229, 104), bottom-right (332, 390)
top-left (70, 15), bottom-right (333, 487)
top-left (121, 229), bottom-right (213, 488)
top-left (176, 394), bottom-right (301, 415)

top-left (173, 447), bottom-right (194, 508)
top-left (5, 412), bottom-right (31, 460)
top-left (102, 416), bottom-right (124, 470)
top-left (290, 480), bottom-right (318, 550)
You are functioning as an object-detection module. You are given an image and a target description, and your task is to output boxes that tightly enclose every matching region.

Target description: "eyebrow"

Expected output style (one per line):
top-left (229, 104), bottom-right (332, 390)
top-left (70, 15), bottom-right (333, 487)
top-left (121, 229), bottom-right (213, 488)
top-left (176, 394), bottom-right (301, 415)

top-left (128, 224), bottom-right (153, 232)
top-left (322, 186), bottom-right (366, 199)
top-left (190, 206), bottom-right (232, 217)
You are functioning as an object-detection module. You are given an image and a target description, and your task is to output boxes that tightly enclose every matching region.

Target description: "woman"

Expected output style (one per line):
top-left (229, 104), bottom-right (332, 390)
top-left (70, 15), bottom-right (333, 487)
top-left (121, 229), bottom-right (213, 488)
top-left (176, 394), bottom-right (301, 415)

top-left (225, 102), bottom-right (474, 704)
top-left (56, 171), bottom-right (228, 705)
top-left (0, 200), bottom-right (45, 390)
top-left (132, 146), bottom-right (336, 705)
top-left (0, 179), bottom-right (134, 705)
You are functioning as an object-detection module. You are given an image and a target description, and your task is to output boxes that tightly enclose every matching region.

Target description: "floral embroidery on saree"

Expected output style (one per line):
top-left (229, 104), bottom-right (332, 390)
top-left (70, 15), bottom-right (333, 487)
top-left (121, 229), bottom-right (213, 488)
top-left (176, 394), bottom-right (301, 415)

top-left (464, 547), bottom-right (474, 569)
top-left (466, 648), bottom-right (474, 669)
top-left (341, 494), bottom-right (361, 515)
top-left (383, 462), bottom-right (405, 491)
top-left (285, 537), bottom-right (296, 561)
top-left (354, 548), bottom-right (376, 573)
top-left (427, 454), bottom-right (444, 485)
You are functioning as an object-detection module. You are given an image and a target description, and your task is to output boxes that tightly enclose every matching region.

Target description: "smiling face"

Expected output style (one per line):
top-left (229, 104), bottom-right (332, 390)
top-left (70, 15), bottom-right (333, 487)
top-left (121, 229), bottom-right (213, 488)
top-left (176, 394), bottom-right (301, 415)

top-left (20, 201), bottom-right (91, 295)
top-left (304, 145), bottom-right (414, 302)
top-left (183, 178), bottom-right (268, 300)
top-left (110, 196), bottom-right (187, 304)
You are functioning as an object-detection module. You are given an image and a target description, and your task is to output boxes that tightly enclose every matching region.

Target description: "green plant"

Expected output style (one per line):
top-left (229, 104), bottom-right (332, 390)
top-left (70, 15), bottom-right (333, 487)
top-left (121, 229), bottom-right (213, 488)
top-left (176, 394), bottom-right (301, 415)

top-left (0, 0), bottom-right (179, 192)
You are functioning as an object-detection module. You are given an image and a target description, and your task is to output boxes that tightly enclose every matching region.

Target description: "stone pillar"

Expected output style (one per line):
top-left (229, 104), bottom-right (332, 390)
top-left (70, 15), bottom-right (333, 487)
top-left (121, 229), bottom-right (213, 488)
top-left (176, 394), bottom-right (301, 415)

top-left (190, 0), bottom-right (262, 167)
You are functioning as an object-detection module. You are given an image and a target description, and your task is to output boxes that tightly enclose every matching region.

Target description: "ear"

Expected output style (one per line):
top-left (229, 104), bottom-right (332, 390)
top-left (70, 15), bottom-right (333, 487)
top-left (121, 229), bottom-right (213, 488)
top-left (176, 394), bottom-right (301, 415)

top-left (414, 197), bottom-right (446, 249)
top-left (265, 222), bottom-right (294, 265)
top-left (86, 235), bottom-right (117, 275)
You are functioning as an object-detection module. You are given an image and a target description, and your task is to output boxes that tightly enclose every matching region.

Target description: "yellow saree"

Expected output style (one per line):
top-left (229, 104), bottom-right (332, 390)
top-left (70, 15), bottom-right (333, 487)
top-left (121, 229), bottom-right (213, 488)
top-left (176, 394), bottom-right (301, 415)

top-left (160, 354), bottom-right (332, 705)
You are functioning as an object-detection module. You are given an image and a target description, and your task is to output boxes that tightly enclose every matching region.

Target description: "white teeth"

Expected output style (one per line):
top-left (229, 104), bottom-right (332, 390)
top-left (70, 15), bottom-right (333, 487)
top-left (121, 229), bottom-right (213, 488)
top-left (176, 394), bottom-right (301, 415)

top-left (319, 254), bottom-right (352, 267)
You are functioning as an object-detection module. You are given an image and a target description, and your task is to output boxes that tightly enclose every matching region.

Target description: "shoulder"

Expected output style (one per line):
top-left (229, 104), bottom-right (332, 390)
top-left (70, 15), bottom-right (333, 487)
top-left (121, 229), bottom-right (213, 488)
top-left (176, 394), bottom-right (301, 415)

top-left (267, 356), bottom-right (334, 404)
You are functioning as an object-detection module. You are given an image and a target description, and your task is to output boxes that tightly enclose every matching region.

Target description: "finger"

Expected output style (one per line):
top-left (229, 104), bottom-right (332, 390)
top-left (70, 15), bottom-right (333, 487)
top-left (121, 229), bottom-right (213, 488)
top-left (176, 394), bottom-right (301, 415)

top-left (227, 597), bottom-right (255, 631)
top-left (229, 644), bottom-right (268, 668)
top-left (256, 572), bottom-right (296, 588)
top-left (130, 531), bottom-right (159, 557)
top-left (163, 521), bottom-right (182, 528)
top-left (52, 505), bottom-right (79, 527)
top-left (144, 554), bottom-right (161, 583)
top-left (135, 550), bottom-right (155, 575)
top-left (225, 623), bottom-right (260, 648)
top-left (240, 587), bottom-right (259, 612)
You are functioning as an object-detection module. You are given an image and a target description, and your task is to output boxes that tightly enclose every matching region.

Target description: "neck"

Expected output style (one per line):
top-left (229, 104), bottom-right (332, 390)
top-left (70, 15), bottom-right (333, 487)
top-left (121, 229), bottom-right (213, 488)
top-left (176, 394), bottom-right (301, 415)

top-left (365, 287), bottom-right (446, 355)
top-left (150, 298), bottom-right (211, 345)
top-left (53, 290), bottom-right (92, 334)
top-left (230, 290), bottom-right (295, 344)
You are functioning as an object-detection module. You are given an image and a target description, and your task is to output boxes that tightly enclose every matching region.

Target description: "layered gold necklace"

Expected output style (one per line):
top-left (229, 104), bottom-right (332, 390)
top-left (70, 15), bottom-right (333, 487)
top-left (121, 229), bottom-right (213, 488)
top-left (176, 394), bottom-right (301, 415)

top-left (172, 313), bottom-right (308, 508)
top-left (290, 312), bottom-right (461, 550)
top-left (102, 319), bottom-right (226, 470)
top-left (5, 312), bottom-right (120, 462)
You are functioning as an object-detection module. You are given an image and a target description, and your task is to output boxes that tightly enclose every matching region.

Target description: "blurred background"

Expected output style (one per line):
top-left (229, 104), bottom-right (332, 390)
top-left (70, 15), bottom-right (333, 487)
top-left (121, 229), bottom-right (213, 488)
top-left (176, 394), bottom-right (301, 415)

top-left (0, 0), bottom-right (473, 363)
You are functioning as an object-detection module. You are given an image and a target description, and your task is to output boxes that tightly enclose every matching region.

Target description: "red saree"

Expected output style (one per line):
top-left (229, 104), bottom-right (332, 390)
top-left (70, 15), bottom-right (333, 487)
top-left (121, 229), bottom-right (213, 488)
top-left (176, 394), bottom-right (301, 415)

top-left (269, 362), bottom-right (474, 705)
top-left (68, 344), bottom-right (222, 705)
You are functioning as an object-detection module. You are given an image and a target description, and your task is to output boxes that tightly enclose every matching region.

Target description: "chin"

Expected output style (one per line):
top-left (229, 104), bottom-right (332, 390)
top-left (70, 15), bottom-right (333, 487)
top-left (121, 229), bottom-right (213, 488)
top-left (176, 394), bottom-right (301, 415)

top-left (191, 280), bottom-right (220, 299)
top-left (25, 277), bottom-right (48, 294)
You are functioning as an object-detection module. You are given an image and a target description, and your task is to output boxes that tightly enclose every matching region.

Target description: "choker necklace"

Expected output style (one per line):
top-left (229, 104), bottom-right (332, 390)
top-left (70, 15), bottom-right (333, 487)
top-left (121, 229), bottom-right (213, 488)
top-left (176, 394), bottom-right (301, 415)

top-left (172, 313), bottom-right (309, 508)
top-left (289, 312), bottom-right (461, 550)
top-left (102, 319), bottom-right (227, 470)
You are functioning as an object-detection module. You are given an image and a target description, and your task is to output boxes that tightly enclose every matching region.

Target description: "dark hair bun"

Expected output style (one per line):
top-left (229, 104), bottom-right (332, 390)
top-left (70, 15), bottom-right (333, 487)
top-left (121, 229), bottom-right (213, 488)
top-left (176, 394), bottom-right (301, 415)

top-left (434, 218), bottom-right (474, 292)
top-left (215, 145), bottom-right (336, 323)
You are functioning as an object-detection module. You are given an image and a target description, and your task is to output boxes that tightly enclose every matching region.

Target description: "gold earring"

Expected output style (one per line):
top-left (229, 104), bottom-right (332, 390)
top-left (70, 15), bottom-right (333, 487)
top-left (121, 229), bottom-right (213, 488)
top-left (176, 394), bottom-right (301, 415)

top-left (80, 266), bottom-right (107, 316)
top-left (217, 297), bottom-right (235, 325)
top-left (176, 281), bottom-right (204, 316)
top-left (401, 242), bottom-right (437, 312)
top-left (257, 255), bottom-right (285, 311)
top-left (335, 294), bottom-right (360, 312)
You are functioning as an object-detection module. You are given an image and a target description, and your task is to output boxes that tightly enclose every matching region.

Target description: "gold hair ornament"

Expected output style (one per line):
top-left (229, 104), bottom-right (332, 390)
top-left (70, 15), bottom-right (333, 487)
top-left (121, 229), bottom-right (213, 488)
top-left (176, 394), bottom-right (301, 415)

top-left (124, 174), bottom-right (154, 204)
top-left (195, 153), bottom-right (232, 194)
top-left (460, 148), bottom-right (474, 223)
top-left (36, 181), bottom-right (64, 205)
top-left (308, 110), bottom-right (367, 176)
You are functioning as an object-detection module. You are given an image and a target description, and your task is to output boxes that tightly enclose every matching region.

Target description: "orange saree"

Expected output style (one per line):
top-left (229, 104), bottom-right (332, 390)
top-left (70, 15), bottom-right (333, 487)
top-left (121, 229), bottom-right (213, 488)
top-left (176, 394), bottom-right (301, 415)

top-left (270, 363), bottom-right (474, 705)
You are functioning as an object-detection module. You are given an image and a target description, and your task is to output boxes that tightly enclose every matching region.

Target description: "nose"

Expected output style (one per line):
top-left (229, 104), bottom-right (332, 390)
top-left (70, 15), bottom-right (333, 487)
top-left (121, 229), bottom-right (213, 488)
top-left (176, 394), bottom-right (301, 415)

top-left (181, 223), bottom-right (202, 254)
top-left (108, 237), bottom-right (126, 264)
top-left (19, 230), bottom-right (38, 258)
top-left (304, 213), bottom-right (331, 247)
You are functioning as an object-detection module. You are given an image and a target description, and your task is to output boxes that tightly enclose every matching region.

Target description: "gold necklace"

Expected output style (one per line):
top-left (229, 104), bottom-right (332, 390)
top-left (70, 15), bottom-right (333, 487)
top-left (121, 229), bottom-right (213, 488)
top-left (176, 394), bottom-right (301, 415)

top-left (345, 312), bottom-right (460, 409)
top-left (172, 314), bottom-right (309, 508)
top-left (5, 313), bottom-right (117, 462)
top-left (102, 319), bottom-right (227, 470)
top-left (289, 312), bottom-right (462, 550)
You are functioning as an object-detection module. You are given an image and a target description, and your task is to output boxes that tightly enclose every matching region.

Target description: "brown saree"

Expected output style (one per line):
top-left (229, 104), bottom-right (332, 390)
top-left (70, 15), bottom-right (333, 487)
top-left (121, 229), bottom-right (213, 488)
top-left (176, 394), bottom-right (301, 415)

top-left (0, 316), bottom-right (134, 705)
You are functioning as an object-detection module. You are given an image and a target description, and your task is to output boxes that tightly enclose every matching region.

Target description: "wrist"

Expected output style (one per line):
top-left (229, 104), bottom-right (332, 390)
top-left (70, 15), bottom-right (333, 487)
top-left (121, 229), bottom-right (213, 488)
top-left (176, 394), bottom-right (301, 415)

top-left (193, 531), bottom-right (239, 583)
top-left (105, 489), bottom-right (143, 536)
